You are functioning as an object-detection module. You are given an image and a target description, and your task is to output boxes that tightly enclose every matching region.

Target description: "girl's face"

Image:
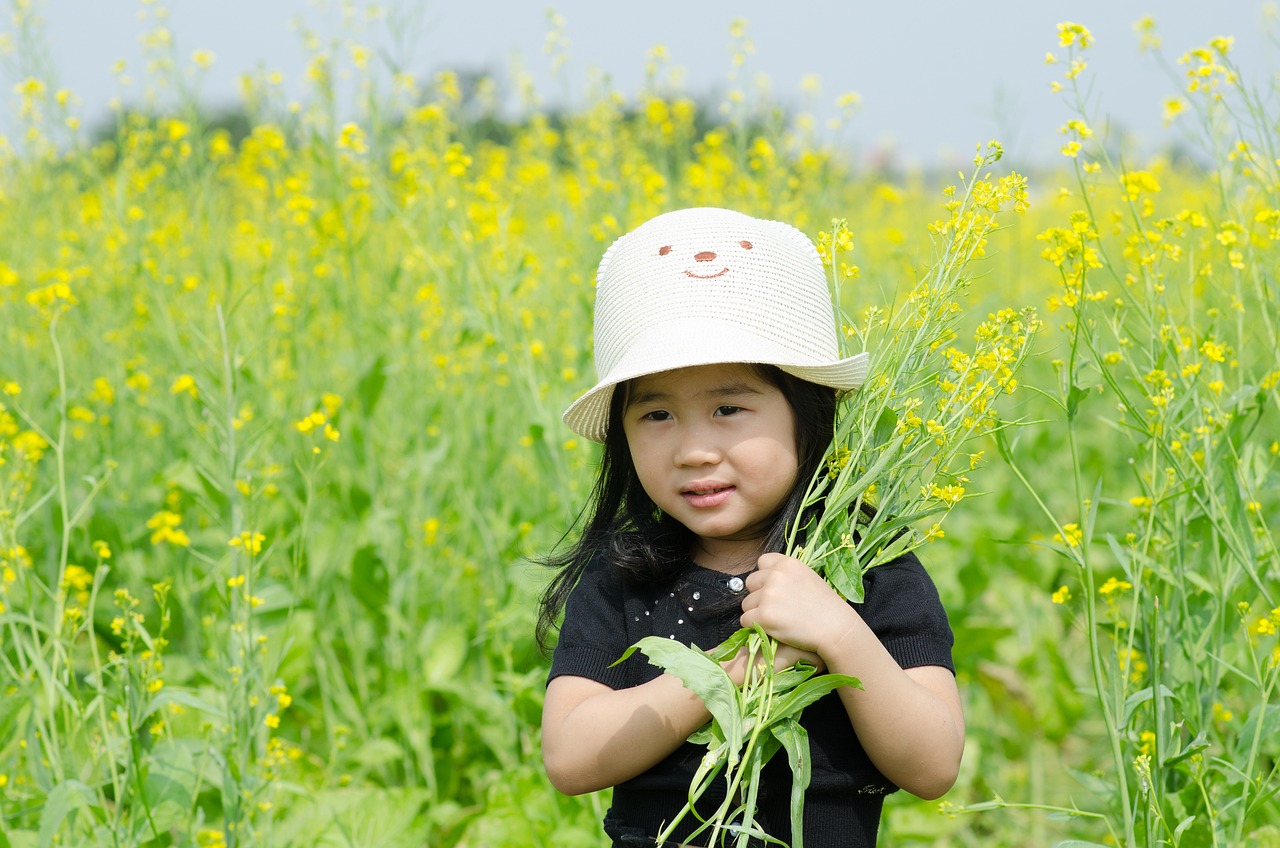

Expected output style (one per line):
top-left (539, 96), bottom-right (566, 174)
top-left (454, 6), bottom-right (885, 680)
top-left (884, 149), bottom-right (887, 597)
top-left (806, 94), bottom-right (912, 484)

top-left (622, 363), bottom-right (799, 572)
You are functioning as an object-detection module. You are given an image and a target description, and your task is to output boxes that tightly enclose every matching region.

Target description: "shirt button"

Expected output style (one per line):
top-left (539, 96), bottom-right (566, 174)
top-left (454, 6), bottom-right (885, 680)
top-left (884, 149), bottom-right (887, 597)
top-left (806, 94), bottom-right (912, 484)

top-left (727, 576), bottom-right (745, 592)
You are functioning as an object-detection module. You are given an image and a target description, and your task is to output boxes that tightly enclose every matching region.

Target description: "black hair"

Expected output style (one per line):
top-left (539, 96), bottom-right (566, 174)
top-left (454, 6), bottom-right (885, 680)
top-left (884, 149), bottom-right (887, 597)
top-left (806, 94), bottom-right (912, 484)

top-left (535, 364), bottom-right (838, 653)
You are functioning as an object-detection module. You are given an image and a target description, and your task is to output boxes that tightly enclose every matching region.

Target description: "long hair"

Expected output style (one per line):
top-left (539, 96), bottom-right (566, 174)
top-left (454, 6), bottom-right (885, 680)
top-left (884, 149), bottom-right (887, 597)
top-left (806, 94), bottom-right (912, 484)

top-left (535, 365), bottom-right (838, 652)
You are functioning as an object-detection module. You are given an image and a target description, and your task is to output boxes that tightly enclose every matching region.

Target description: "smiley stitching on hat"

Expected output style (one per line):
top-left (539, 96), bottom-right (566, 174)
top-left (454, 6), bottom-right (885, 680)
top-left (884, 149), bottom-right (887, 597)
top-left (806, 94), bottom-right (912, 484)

top-left (657, 239), bottom-right (755, 280)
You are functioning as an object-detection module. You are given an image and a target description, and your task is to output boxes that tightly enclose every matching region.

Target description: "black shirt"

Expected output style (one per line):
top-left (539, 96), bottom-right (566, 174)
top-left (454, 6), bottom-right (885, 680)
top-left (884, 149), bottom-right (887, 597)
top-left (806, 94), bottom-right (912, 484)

top-left (548, 551), bottom-right (955, 847)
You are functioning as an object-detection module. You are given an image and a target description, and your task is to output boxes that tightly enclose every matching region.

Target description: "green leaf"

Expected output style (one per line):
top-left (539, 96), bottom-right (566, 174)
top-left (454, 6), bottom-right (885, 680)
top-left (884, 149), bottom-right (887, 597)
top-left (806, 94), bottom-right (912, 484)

top-left (993, 426), bottom-right (1016, 463)
top-left (824, 443), bottom-right (900, 517)
top-left (37, 779), bottom-right (95, 847)
top-left (142, 741), bottom-right (201, 835)
top-left (1066, 384), bottom-right (1090, 421)
top-left (420, 622), bottom-right (469, 690)
top-left (1234, 703), bottom-right (1280, 761)
top-left (705, 627), bottom-right (753, 662)
top-left (872, 407), bottom-right (898, 447)
top-left (617, 637), bottom-right (742, 748)
top-left (770, 661), bottom-right (819, 693)
top-left (357, 354), bottom-right (388, 415)
top-left (142, 687), bottom-right (225, 722)
top-left (822, 548), bottom-right (865, 602)
top-left (1163, 731), bottom-right (1209, 767)
top-left (350, 544), bottom-right (389, 618)
top-left (1066, 767), bottom-right (1114, 798)
top-left (771, 673), bottom-right (861, 722)
top-left (1121, 684), bottom-right (1175, 726)
top-left (352, 738), bottom-right (406, 769)
top-left (772, 718), bottom-right (812, 848)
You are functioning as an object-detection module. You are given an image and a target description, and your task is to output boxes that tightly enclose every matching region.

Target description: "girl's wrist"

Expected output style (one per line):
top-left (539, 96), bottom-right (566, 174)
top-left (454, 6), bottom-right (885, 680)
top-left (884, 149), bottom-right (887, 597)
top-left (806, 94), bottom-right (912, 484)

top-left (814, 604), bottom-right (860, 664)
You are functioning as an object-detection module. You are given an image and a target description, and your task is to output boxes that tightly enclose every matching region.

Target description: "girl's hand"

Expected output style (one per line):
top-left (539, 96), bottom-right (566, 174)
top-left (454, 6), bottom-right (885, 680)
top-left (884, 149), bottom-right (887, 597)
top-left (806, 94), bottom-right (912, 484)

top-left (738, 552), bottom-right (857, 661)
top-left (720, 640), bottom-right (825, 687)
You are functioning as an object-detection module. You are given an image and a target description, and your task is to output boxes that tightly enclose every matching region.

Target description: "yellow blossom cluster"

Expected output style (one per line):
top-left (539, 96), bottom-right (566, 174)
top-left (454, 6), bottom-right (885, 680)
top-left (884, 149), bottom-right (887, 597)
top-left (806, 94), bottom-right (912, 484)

top-left (147, 511), bottom-right (191, 547)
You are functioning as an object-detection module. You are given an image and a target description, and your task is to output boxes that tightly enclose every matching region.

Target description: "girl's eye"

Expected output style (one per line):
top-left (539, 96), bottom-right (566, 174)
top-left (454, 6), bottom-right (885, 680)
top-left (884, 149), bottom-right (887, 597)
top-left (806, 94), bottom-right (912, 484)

top-left (640, 410), bottom-right (672, 422)
top-left (714, 405), bottom-right (742, 417)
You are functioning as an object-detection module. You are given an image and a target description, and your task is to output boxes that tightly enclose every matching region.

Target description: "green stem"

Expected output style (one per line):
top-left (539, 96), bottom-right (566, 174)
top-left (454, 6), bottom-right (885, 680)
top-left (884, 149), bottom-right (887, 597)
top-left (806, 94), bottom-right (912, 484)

top-left (45, 311), bottom-right (71, 780)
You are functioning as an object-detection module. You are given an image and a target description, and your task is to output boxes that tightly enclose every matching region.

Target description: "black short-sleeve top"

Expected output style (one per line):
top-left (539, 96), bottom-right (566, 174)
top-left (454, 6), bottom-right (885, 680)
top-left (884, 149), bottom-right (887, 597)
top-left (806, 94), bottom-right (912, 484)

top-left (547, 551), bottom-right (955, 848)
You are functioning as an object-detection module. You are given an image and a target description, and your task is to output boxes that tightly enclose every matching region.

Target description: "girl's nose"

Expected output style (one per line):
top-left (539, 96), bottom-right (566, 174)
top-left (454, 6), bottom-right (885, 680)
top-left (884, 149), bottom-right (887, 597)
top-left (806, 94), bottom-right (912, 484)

top-left (694, 251), bottom-right (717, 262)
top-left (675, 425), bottom-right (720, 466)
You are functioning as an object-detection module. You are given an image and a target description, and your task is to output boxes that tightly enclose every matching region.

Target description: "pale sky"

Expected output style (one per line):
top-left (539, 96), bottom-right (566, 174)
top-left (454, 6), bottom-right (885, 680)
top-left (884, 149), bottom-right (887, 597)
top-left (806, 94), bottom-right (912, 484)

top-left (4, 1), bottom-right (1276, 168)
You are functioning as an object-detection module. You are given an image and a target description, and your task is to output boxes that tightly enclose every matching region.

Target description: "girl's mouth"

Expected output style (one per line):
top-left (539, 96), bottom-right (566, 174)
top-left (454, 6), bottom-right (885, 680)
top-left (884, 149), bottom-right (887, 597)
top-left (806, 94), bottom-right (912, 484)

top-left (682, 485), bottom-right (734, 508)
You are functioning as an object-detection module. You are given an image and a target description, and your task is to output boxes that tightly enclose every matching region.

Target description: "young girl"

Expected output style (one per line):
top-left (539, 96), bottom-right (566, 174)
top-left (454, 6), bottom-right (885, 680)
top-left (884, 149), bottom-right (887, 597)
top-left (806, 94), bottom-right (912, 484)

top-left (539, 207), bottom-right (963, 847)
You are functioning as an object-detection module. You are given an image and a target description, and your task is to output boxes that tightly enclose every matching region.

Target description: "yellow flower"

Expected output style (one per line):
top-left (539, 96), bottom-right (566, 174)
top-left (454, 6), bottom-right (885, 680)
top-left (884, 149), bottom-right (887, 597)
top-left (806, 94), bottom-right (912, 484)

top-left (271, 684), bottom-right (292, 709)
top-left (1054, 523), bottom-right (1083, 547)
top-left (170, 374), bottom-right (198, 398)
top-left (337, 122), bottom-right (367, 154)
top-left (62, 564), bottom-right (94, 592)
top-left (928, 483), bottom-right (965, 505)
top-left (13, 430), bottom-right (49, 461)
top-left (295, 411), bottom-right (326, 434)
top-left (228, 531), bottom-right (266, 555)
top-left (1099, 576), bottom-right (1133, 595)
top-left (1199, 339), bottom-right (1227, 363)
top-left (147, 511), bottom-right (191, 547)
top-left (1052, 585), bottom-right (1071, 604)
top-left (264, 714), bottom-right (280, 729)
top-left (1057, 22), bottom-right (1094, 49)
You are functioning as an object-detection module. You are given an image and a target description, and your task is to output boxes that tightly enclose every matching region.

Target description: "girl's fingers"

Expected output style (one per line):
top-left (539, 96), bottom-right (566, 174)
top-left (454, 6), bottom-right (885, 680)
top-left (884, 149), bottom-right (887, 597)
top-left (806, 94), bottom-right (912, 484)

top-left (739, 553), bottom-right (851, 652)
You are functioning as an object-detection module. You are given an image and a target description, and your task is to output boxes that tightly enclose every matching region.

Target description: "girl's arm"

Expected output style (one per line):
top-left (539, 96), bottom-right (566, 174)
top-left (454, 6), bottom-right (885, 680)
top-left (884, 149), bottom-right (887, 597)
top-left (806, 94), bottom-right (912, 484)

top-left (543, 642), bottom-right (818, 795)
top-left (542, 671), bottom-right (712, 795)
top-left (739, 552), bottom-right (965, 800)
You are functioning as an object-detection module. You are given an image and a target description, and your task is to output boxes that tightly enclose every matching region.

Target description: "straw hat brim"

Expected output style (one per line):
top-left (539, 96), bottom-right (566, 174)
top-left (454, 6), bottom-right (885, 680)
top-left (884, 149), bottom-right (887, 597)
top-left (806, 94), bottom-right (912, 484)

top-left (562, 316), bottom-right (870, 443)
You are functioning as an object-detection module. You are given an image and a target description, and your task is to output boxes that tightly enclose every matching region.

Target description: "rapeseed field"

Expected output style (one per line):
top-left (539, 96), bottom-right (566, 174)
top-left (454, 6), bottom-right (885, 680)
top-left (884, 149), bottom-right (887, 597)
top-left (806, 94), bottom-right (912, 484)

top-left (1, 10), bottom-right (1277, 847)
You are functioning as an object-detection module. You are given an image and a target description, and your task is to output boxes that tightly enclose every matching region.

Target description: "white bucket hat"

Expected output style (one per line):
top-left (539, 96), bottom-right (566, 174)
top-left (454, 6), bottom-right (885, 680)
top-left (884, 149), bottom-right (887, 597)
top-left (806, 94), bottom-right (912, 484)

top-left (562, 207), bottom-right (870, 442)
